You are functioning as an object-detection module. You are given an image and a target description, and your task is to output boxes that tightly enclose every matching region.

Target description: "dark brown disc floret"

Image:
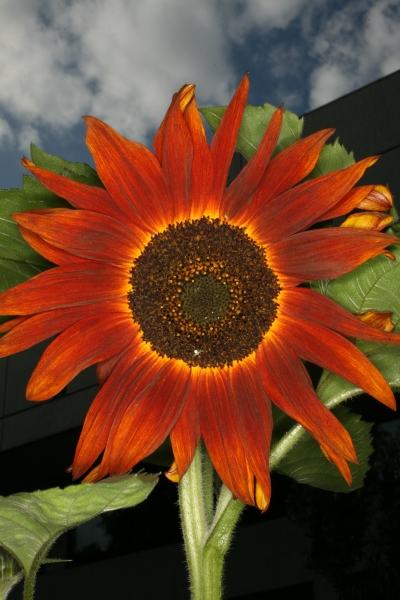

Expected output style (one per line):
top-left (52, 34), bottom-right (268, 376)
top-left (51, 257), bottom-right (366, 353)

top-left (128, 217), bottom-right (280, 368)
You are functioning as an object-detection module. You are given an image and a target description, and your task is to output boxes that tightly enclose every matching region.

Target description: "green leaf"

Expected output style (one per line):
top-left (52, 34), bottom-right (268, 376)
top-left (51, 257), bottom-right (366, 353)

top-left (0, 473), bottom-right (157, 595)
top-left (0, 546), bottom-right (23, 600)
top-left (199, 103), bottom-right (303, 161)
top-left (30, 143), bottom-right (104, 188)
top-left (305, 138), bottom-right (355, 180)
top-left (275, 406), bottom-right (373, 492)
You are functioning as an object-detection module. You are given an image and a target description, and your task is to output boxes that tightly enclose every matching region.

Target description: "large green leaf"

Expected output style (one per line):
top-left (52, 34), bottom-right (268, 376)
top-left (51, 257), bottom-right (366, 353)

top-left (200, 103), bottom-right (303, 161)
top-left (273, 406), bottom-right (373, 492)
top-left (0, 474), bottom-right (157, 598)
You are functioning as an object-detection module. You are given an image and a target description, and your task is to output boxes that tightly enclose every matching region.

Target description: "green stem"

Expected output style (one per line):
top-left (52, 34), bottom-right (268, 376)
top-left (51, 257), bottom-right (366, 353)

top-left (178, 444), bottom-right (245, 600)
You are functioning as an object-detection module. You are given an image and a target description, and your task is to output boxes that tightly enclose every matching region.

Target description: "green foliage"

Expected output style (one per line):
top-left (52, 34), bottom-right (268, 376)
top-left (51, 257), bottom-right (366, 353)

top-left (306, 137), bottom-right (355, 179)
top-left (200, 103), bottom-right (303, 161)
top-left (0, 474), bottom-right (157, 599)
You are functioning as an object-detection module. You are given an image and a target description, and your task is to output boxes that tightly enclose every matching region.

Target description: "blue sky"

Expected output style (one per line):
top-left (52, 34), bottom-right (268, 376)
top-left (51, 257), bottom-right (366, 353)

top-left (1, 0), bottom-right (400, 190)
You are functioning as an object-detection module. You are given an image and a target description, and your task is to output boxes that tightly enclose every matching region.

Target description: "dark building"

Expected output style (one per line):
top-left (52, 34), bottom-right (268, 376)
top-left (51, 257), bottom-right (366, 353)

top-left (2, 70), bottom-right (400, 600)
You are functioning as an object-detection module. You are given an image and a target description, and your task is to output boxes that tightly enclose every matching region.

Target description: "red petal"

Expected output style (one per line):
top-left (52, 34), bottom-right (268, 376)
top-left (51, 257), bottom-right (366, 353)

top-left (279, 287), bottom-right (400, 346)
top-left (72, 336), bottom-right (147, 479)
top-left (105, 358), bottom-right (190, 475)
top-left (183, 96), bottom-right (214, 220)
top-left (249, 129), bottom-right (335, 214)
top-left (170, 374), bottom-right (200, 478)
top-left (277, 314), bottom-right (396, 409)
top-left (21, 158), bottom-right (123, 220)
top-left (27, 311), bottom-right (134, 400)
top-left (257, 334), bottom-right (358, 462)
top-left (320, 443), bottom-right (353, 485)
top-left (18, 225), bottom-right (87, 265)
top-left (153, 84), bottom-right (194, 165)
top-left (161, 88), bottom-right (193, 221)
top-left (222, 107), bottom-right (283, 220)
top-left (268, 228), bottom-right (399, 286)
top-left (0, 300), bottom-right (128, 357)
top-left (250, 157), bottom-right (378, 244)
top-left (84, 116), bottom-right (171, 233)
top-left (14, 209), bottom-right (143, 264)
top-left (0, 262), bottom-right (129, 315)
top-left (209, 74), bottom-right (249, 213)
top-left (198, 368), bottom-right (256, 506)
top-left (228, 361), bottom-right (272, 509)
top-left (0, 316), bottom-right (28, 333)
top-left (320, 185), bottom-right (375, 221)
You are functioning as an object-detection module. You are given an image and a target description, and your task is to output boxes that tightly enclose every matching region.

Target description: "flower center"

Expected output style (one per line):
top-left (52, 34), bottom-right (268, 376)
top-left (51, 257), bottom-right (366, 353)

top-left (128, 217), bottom-right (280, 368)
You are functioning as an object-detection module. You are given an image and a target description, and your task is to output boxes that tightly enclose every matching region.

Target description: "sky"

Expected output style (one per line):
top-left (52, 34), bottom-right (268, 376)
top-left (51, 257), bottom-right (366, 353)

top-left (1, 0), bottom-right (400, 189)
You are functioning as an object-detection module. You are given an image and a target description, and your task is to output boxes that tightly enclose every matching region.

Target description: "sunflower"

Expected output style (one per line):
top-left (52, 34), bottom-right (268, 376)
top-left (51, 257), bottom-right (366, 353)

top-left (0, 74), bottom-right (399, 510)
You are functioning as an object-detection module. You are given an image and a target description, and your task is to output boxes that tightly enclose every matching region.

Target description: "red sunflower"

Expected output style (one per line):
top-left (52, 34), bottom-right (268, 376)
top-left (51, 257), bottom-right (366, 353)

top-left (0, 74), bottom-right (399, 510)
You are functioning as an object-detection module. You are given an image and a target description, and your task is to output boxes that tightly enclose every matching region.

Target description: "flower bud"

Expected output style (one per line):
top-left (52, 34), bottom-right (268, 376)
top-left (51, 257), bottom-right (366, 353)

top-left (356, 310), bottom-right (395, 332)
top-left (357, 185), bottom-right (393, 211)
top-left (340, 211), bottom-right (393, 231)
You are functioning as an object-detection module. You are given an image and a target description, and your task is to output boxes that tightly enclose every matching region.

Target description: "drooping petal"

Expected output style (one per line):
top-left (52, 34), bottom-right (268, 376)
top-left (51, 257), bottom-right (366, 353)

top-left (278, 288), bottom-right (400, 345)
top-left (14, 209), bottom-right (144, 264)
top-left (183, 96), bottom-right (214, 220)
top-left (222, 106), bottom-right (283, 220)
top-left (0, 300), bottom-right (129, 357)
top-left (0, 262), bottom-right (129, 315)
top-left (209, 74), bottom-right (249, 213)
top-left (161, 87), bottom-right (194, 221)
top-left (72, 336), bottom-right (148, 479)
top-left (21, 158), bottom-right (123, 220)
top-left (84, 116), bottom-right (171, 232)
top-left (357, 185), bottom-right (393, 211)
top-left (277, 313), bottom-right (396, 409)
top-left (227, 361), bottom-right (273, 510)
top-left (268, 228), bottom-right (399, 286)
top-left (249, 157), bottom-right (379, 244)
top-left (198, 368), bottom-right (256, 506)
top-left (27, 311), bottom-right (135, 400)
top-left (105, 358), bottom-right (190, 476)
top-left (170, 372), bottom-right (201, 479)
top-left (257, 333), bottom-right (358, 463)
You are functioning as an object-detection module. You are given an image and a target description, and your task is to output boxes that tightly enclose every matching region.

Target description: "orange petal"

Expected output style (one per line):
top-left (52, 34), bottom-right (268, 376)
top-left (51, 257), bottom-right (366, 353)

top-left (222, 106), bottom-right (283, 220)
top-left (161, 87), bottom-right (194, 222)
top-left (209, 73), bottom-right (249, 212)
top-left (0, 262), bottom-right (129, 315)
top-left (14, 209), bottom-right (143, 264)
top-left (268, 228), bottom-right (399, 286)
top-left (249, 157), bottom-right (379, 244)
top-left (356, 310), bottom-right (395, 332)
top-left (170, 376), bottom-right (200, 479)
top-left (0, 300), bottom-right (128, 358)
top-left (257, 334), bottom-right (358, 463)
top-left (165, 461), bottom-right (180, 483)
top-left (21, 158), bottom-right (122, 220)
top-left (0, 316), bottom-right (28, 333)
top-left (26, 312), bottom-right (134, 400)
top-left (198, 368), bottom-right (256, 506)
top-left (278, 288), bottom-right (400, 345)
top-left (153, 84), bottom-right (195, 164)
top-left (319, 185), bottom-right (375, 220)
top-left (18, 224), bottom-right (88, 265)
top-left (320, 443), bottom-right (353, 485)
top-left (250, 129), bottom-right (335, 214)
top-left (183, 96), bottom-right (214, 220)
top-left (227, 361), bottom-right (272, 509)
top-left (340, 211), bottom-right (393, 231)
top-left (278, 314), bottom-right (396, 409)
top-left (105, 359), bottom-right (189, 476)
top-left (84, 116), bottom-right (171, 233)
top-left (73, 337), bottom-right (149, 479)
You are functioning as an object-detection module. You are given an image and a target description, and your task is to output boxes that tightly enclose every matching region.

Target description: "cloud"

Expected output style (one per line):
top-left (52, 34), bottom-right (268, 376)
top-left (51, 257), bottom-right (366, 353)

top-left (308, 0), bottom-right (400, 108)
top-left (0, 0), bottom-right (237, 150)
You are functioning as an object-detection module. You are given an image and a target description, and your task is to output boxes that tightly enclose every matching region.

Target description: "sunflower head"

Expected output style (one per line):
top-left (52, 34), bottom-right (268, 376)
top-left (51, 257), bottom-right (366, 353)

top-left (0, 74), bottom-right (398, 510)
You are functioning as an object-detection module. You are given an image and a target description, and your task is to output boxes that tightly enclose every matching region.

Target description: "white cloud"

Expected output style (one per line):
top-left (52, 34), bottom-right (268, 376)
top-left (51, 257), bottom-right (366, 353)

top-left (0, 0), bottom-right (237, 151)
top-left (308, 0), bottom-right (400, 108)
